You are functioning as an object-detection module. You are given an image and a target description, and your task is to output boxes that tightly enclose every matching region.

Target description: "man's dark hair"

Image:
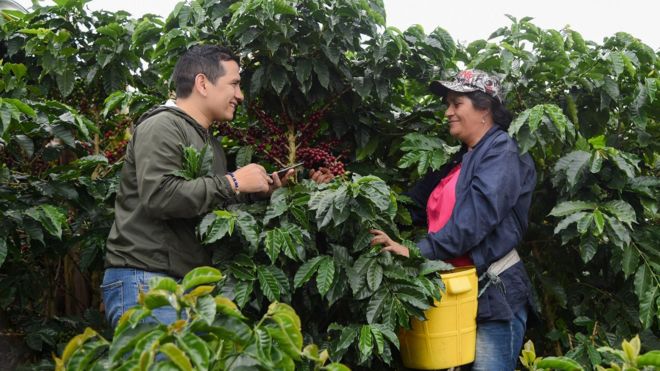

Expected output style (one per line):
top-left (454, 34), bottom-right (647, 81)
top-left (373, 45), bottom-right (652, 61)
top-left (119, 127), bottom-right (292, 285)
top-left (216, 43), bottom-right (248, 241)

top-left (465, 91), bottom-right (513, 130)
top-left (172, 45), bottom-right (240, 99)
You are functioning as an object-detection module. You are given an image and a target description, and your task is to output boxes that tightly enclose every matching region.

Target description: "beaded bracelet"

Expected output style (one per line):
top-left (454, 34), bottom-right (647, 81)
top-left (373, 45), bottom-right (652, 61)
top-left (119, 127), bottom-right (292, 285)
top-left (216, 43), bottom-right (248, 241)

top-left (227, 172), bottom-right (240, 194)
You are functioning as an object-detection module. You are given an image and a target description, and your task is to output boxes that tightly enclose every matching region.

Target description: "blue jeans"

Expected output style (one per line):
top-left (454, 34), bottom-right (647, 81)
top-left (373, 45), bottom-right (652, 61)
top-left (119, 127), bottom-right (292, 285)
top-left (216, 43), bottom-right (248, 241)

top-left (471, 305), bottom-right (528, 371)
top-left (101, 267), bottom-right (180, 329)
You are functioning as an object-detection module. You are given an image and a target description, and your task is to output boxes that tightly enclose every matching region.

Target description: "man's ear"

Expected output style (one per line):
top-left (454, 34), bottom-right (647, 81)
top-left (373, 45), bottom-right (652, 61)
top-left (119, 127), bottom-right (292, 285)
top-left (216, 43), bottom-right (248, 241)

top-left (193, 73), bottom-right (208, 97)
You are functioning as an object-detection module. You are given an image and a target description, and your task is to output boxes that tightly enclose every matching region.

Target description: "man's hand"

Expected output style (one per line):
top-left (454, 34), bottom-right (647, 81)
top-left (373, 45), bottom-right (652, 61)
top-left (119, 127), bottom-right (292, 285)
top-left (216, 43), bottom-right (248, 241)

top-left (309, 167), bottom-right (334, 184)
top-left (370, 229), bottom-right (410, 257)
top-left (227, 163), bottom-right (272, 193)
top-left (260, 168), bottom-right (295, 196)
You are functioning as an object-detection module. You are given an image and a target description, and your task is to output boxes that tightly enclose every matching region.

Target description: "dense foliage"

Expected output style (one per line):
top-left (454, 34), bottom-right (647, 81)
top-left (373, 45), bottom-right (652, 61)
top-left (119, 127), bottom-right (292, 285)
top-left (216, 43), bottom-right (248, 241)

top-left (0, 0), bottom-right (657, 369)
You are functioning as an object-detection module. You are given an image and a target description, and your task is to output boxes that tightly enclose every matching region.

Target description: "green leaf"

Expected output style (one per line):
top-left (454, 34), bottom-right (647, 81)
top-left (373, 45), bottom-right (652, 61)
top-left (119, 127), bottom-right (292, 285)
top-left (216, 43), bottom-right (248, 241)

top-left (109, 322), bottom-right (156, 362)
top-left (142, 290), bottom-right (176, 310)
top-left (267, 304), bottom-right (303, 361)
top-left (370, 326), bottom-right (385, 355)
top-left (609, 51), bottom-right (625, 76)
top-left (0, 239), bottom-right (6, 269)
top-left (334, 326), bottom-right (358, 353)
top-left (15, 135), bottom-right (34, 158)
top-left (358, 325), bottom-right (373, 357)
top-left (639, 286), bottom-right (660, 329)
top-left (235, 210), bottom-right (260, 250)
top-left (255, 328), bottom-right (273, 362)
top-left (159, 343), bottom-right (193, 371)
top-left (235, 146), bottom-right (253, 168)
top-left (352, 76), bottom-right (372, 99)
top-left (527, 105), bottom-right (544, 133)
top-left (56, 68), bottom-right (75, 97)
top-left (589, 152), bottom-right (603, 173)
top-left (264, 187), bottom-right (289, 224)
top-left (578, 238), bottom-right (597, 263)
top-left (52, 124), bottom-right (75, 147)
top-left (270, 65), bottom-right (287, 94)
top-left (200, 210), bottom-right (236, 244)
top-left (418, 260), bottom-right (454, 275)
top-left (273, 0), bottom-right (297, 15)
top-left (258, 267), bottom-right (280, 301)
top-left (264, 229), bottom-right (284, 264)
top-left (554, 212), bottom-right (587, 235)
top-left (602, 200), bottom-right (636, 226)
top-left (366, 288), bottom-right (387, 324)
top-left (610, 153), bottom-right (637, 178)
top-left (604, 215), bottom-right (631, 248)
top-left (177, 332), bottom-right (210, 370)
top-left (181, 267), bottom-right (223, 291)
top-left (646, 77), bottom-right (657, 103)
top-left (366, 261), bottom-right (383, 291)
top-left (549, 201), bottom-right (597, 217)
top-left (316, 257), bottom-right (335, 296)
top-left (314, 62), bottom-right (330, 89)
top-left (621, 246), bottom-right (639, 279)
top-left (321, 44), bottom-right (340, 65)
top-left (554, 151), bottom-right (591, 187)
top-left (508, 108), bottom-right (531, 136)
top-left (602, 76), bottom-right (620, 100)
top-left (536, 356), bottom-right (583, 370)
top-left (576, 213), bottom-right (593, 234)
top-left (295, 59), bottom-right (312, 85)
top-left (195, 295), bottom-right (216, 325)
top-left (372, 323), bottom-right (399, 349)
top-left (634, 265), bottom-right (659, 329)
top-left (250, 66), bottom-right (265, 95)
top-left (323, 363), bottom-right (351, 371)
top-left (24, 205), bottom-right (67, 239)
top-left (638, 350), bottom-right (660, 367)
top-left (294, 256), bottom-right (324, 288)
top-left (588, 135), bottom-right (606, 149)
top-left (4, 98), bottom-right (35, 118)
top-left (233, 280), bottom-right (253, 308)
top-left (592, 209), bottom-right (605, 235)
top-left (544, 104), bottom-right (571, 140)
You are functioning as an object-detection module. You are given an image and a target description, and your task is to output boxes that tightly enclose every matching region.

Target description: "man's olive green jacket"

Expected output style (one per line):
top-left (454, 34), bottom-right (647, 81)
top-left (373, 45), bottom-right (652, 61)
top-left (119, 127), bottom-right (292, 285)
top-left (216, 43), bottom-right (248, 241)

top-left (105, 105), bottom-right (246, 278)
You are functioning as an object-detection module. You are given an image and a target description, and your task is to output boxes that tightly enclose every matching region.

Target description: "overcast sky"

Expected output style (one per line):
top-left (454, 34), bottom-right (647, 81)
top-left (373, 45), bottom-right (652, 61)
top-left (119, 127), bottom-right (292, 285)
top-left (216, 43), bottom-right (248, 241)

top-left (13, 0), bottom-right (659, 48)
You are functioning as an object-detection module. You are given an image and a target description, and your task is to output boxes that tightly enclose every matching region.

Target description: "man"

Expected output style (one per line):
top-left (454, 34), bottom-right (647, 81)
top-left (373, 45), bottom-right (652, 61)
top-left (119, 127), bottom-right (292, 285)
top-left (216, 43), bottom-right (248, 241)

top-left (101, 45), bottom-right (300, 327)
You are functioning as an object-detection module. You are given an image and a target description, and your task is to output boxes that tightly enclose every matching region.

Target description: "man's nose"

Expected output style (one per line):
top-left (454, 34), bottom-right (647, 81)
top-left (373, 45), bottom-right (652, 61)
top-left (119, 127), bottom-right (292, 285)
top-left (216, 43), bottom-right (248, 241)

top-left (236, 87), bottom-right (244, 103)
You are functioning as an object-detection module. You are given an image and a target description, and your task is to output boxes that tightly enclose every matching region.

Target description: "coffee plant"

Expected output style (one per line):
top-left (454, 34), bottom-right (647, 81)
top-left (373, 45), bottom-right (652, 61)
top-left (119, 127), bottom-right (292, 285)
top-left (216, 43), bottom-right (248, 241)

top-left (54, 266), bottom-right (350, 371)
top-left (519, 335), bottom-right (660, 370)
top-left (0, 0), bottom-right (657, 369)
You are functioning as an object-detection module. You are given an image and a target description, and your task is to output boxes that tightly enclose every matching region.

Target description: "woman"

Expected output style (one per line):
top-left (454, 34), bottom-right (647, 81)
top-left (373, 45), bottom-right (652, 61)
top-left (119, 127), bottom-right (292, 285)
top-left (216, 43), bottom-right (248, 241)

top-left (371, 70), bottom-right (537, 371)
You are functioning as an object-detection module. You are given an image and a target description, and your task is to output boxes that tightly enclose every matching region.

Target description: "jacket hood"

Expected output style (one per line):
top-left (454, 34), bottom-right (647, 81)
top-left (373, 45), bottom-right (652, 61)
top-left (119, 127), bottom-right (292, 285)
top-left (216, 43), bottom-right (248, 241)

top-left (135, 104), bottom-right (210, 140)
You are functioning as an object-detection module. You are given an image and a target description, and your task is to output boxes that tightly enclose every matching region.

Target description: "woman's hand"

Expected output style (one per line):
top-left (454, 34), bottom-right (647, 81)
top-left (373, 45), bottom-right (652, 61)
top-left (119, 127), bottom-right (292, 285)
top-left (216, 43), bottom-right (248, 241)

top-left (369, 229), bottom-right (410, 257)
top-left (309, 167), bottom-right (334, 184)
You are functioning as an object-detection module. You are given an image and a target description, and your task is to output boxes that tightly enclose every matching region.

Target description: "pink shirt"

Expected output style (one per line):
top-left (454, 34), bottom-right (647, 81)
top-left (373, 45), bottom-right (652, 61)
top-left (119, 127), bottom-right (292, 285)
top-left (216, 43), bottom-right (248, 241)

top-left (426, 164), bottom-right (473, 267)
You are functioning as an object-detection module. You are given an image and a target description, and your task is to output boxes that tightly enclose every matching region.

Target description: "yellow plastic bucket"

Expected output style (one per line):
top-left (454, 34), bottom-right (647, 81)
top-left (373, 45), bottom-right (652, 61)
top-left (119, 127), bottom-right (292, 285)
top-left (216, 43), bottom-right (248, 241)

top-left (398, 266), bottom-right (478, 369)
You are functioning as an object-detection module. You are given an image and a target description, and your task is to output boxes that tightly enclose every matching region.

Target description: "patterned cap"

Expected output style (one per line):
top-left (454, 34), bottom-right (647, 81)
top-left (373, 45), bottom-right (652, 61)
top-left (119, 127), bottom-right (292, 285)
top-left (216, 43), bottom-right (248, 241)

top-left (430, 69), bottom-right (503, 103)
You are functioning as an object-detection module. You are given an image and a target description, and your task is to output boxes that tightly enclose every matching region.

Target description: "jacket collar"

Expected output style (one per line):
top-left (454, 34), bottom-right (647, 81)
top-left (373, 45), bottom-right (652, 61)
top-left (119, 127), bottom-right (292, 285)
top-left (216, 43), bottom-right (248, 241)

top-left (471, 125), bottom-right (502, 150)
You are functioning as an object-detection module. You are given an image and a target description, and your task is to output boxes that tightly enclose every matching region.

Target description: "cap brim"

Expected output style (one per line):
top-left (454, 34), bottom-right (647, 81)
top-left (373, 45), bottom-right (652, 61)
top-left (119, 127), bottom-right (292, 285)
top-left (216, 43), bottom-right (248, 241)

top-left (429, 80), bottom-right (479, 97)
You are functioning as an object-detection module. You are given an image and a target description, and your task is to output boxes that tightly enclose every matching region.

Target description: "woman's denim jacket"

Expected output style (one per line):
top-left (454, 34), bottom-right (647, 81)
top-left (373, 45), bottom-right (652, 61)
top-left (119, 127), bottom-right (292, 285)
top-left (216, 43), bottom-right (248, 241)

top-left (406, 126), bottom-right (537, 321)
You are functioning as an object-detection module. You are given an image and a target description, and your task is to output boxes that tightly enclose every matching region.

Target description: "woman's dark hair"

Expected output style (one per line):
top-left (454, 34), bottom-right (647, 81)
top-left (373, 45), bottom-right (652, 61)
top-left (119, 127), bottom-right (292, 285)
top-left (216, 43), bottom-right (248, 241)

top-left (172, 45), bottom-right (240, 99)
top-left (464, 91), bottom-right (513, 130)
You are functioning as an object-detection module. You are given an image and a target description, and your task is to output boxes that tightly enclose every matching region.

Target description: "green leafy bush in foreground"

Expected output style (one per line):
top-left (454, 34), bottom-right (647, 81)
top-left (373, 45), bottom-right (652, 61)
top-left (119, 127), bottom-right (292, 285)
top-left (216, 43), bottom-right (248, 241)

top-left (54, 266), bottom-right (349, 371)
